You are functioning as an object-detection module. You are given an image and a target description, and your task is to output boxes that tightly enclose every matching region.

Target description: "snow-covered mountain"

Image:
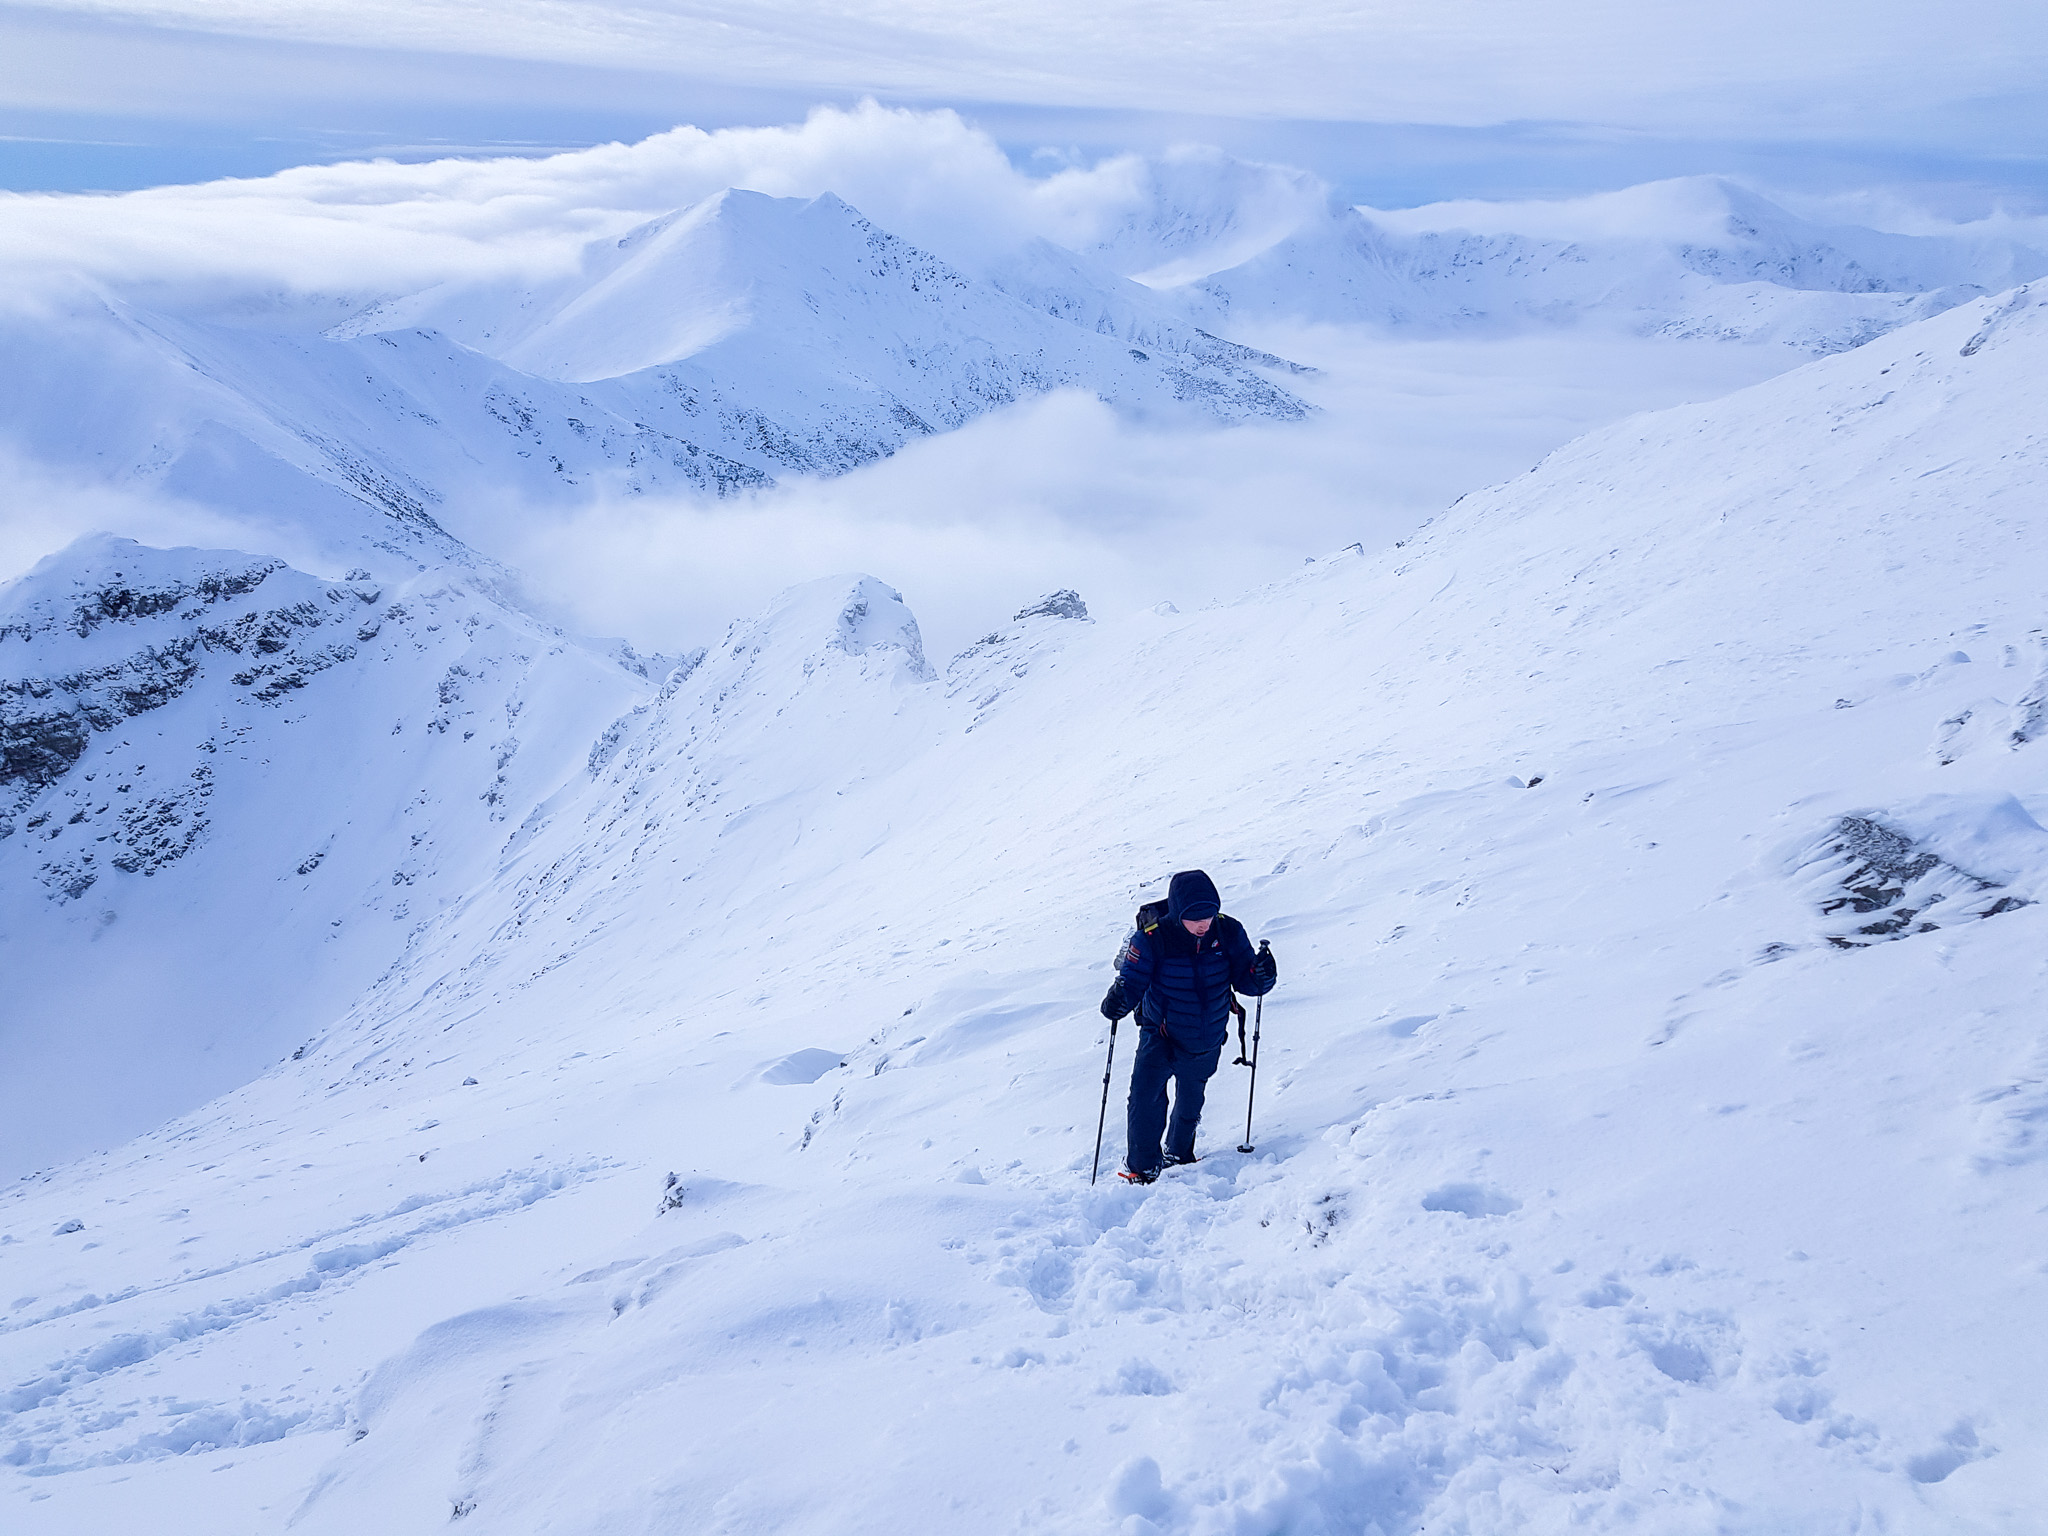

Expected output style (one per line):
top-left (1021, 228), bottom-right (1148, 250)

top-left (378, 190), bottom-right (1308, 408)
top-left (0, 534), bottom-right (661, 1172)
top-left (8, 169), bottom-right (2038, 616)
top-left (1172, 177), bottom-right (2048, 354)
top-left (979, 237), bottom-right (1310, 379)
top-left (1076, 145), bottom-right (1330, 289)
top-left (6, 282), bottom-right (2046, 1532)
top-left (0, 188), bottom-right (1312, 566)
top-left (0, 283), bottom-right (777, 570)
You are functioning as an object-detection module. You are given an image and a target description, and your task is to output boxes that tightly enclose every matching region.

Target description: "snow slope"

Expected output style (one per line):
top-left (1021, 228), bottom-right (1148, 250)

top-left (1180, 178), bottom-right (2048, 355)
top-left (0, 286), bottom-right (775, 571)
top-left (6, 283), bottom-right (2048, 1531)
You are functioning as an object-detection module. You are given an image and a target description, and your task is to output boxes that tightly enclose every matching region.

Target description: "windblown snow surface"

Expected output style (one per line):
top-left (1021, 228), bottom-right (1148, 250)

top-left (6, 276), bottom-right (2048, 1534)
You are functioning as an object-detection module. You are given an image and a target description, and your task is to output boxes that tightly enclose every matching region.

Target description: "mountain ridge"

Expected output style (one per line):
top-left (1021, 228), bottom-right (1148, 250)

top-left (1173, 176), bottom-right (2048, 352)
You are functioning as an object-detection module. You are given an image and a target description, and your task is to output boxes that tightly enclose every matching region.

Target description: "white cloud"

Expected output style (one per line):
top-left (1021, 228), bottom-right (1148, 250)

top-left (0, 102), bottom-right (1310, 303)
top-left (1762, 184), bottom-right (2048, 244)
top-left (1364, 179), bottom-right (1769, 245)
top-left (9, 99), bottom-right (2042, 323)
top-left (0, 445), bottom-right (338, 588)
top-left (436, 324), bottom-right (1793, 661)
top-left (1367, 177), bottom-right (2048, 249)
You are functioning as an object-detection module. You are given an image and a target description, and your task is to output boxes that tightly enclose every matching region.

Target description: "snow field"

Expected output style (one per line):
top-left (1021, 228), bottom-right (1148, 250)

top-left (7, 288), bottom-right (2048, 1531)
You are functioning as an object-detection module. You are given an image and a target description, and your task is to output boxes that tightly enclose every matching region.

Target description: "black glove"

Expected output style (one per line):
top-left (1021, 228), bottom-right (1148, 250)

top-left (1251, 945), bottom-right (1277, 984)
top-left (1100, 986), bottom-right (1128, 1021)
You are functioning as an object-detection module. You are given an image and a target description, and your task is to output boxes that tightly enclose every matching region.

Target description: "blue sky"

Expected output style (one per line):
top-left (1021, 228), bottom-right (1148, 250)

top-left (4, 1), bottom-right (2047, 211)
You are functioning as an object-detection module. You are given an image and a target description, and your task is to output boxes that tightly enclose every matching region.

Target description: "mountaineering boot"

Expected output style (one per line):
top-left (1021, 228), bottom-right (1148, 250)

top-left (1117, 1166), bottom-right (1158, 1185)
top-left (1162, 1151), bottom-right (1199, 1168)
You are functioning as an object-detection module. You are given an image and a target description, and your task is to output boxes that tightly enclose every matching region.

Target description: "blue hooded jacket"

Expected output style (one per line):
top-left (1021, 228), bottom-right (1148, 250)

top-left (1103, 870), bottom-right (1273, 1052)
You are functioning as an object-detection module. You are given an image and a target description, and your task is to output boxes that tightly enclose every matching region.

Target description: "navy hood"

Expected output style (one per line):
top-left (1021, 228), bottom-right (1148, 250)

top-left (1166, 869), bottom-right (1221, 923)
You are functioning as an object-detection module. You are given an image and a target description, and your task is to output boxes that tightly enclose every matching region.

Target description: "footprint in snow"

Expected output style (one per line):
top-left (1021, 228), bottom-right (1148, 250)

top-left (1906, 1421), bottom-right (1990, 1483)
top-left (1419, 1183), bottom-right (1520, 1217)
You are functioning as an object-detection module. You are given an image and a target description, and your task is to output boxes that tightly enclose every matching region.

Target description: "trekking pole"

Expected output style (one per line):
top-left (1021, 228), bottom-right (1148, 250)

top-left (1090, 1015), bottom-right (1119, 1185)
top-left (1238, 941), bottom-right (1270, 1154)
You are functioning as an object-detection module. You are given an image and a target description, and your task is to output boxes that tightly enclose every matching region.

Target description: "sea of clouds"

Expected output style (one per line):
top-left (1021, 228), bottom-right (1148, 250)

top-left (0, 102), bottom-right (1316, 302)
top-left (2, 101), bottom-right (2039, 658)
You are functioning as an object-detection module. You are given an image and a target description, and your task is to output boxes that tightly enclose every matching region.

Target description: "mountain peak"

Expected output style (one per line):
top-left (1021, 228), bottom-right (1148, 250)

top-left (1014, 589), bottom-right (1090, 623)
top-left (747, 574), bottom-right (934, 682)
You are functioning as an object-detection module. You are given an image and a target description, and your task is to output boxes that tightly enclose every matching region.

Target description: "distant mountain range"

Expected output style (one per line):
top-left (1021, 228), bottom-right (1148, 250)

top-left (0, 188), bottom-right (1315, 583)
top-left (7, 175), bottom-right (2041, 586)
top-left (1167, 176), bottom-right (2048, 352)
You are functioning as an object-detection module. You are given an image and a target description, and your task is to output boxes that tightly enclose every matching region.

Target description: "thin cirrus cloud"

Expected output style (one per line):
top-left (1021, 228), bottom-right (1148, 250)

top-left (9, 0), bottom-right (2048, 145)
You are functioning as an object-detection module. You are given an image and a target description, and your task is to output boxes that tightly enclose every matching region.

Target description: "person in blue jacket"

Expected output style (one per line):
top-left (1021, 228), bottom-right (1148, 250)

top-left (1101, 869), bottom-right (1276, 1183)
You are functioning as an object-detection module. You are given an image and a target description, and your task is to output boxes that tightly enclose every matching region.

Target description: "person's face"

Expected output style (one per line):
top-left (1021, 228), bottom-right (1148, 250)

top-left (1183, 916), bottom-right (1214, 937)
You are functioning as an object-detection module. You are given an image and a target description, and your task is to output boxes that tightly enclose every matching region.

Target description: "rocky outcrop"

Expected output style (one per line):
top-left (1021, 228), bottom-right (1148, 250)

top-left (1, 550), bottom-right (389, 894)
top-left (1804, 814), bottom-right (2030, 948)
top-left (3, 562), bottom-right (380, 806)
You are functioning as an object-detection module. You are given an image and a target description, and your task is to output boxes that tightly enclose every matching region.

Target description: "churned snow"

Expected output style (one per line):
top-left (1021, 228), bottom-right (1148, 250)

top-left (5, 259), bottom-right (2047, 1534)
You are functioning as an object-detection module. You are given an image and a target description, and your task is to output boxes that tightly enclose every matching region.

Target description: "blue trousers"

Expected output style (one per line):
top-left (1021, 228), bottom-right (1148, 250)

top-left (1126, 1025), bottom-right (1223, 1174)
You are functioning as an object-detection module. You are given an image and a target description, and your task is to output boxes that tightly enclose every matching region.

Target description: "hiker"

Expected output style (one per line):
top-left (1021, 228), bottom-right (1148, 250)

top-left (1100, 869), bottom-right (1276, 1182)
